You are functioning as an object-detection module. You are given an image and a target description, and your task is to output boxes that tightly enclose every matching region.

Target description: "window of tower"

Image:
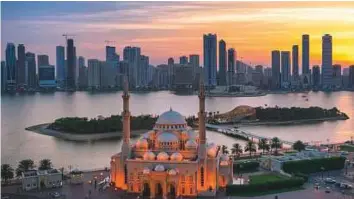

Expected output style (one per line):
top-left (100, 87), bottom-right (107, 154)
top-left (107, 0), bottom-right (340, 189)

top-left (124, 164), bottom-right (128, 184)
top-left (200, 167), bottom-right (204, 187)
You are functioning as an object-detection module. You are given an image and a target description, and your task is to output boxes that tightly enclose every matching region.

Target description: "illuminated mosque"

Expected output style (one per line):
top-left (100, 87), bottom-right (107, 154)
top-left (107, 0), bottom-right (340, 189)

top-left (110, 78), bottom-right (233, 198)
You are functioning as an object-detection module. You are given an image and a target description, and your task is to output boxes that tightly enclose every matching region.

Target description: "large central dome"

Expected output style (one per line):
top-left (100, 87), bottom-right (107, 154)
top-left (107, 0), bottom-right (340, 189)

top-left (156, 109), bottom-right (186, 125)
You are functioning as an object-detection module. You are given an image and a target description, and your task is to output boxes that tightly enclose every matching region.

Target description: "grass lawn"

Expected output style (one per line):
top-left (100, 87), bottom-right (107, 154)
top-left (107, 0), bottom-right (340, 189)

top-left (340, 145), bottom-right (354, 152)
top-left (228, 187), bottom-right (304, 197)
top-left (249, 174), bottom-right (288, 184)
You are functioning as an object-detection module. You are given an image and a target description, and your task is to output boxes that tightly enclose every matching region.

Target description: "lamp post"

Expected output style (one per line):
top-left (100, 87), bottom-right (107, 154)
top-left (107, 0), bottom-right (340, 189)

top-left (321, 166), bottom-right (325, 180)
top-left (345, 159), bottom-right (350, 175)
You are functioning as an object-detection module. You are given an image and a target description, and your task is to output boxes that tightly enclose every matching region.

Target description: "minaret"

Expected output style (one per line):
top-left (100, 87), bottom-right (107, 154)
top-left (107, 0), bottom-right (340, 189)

top-left (121, 76), bottom-right (131, 156)
top-left (198, 77), bottom-right (207, 158)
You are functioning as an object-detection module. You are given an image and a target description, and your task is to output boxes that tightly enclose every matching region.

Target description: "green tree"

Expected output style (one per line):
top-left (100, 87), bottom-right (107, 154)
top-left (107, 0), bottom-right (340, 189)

top-left (271, 137), bottom-right (282, 155)
top-left (231, 143), bottom-right (243, 158)
top-left (258, 138), bottom-right (270, 155)
top-left (1, 164), bottom-right (14, 183)
top-left (16, 159), bottom-right (35, 177)
top-left (221, 145), bottom-right (229, 154)
top-left (39, 159), bottom-right (53, 170)
top-left (244, 140), bottom-right (257, 157)
top-left (292, 140), bottom-right (306, 152)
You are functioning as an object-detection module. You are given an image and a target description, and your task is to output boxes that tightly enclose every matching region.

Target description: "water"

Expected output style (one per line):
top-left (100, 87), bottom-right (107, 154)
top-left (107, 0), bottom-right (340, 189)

top-left (1, 91), bottom-right (353, 170)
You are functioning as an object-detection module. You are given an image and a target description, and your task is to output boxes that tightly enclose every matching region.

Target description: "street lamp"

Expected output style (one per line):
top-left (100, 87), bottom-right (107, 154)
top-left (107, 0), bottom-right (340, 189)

top-left (345, 159), bottom-right (350, 175)
top-left (321, 166), bottom-right (325, 180)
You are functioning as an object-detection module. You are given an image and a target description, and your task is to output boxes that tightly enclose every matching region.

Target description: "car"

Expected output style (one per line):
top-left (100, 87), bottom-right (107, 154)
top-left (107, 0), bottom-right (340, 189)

top-left (325, 187), bottom-right (331, 193)
top-left (325, 178), bottom-right (336, 184)
top-left (51, 192), bottom-right (61, 198)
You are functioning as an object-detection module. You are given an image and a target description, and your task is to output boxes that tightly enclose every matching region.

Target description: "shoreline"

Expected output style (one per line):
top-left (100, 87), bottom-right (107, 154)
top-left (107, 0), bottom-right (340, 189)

top-left (26, 123), bottom-right (147, 142)
top-left (206, 92), bottom-right (267, 97)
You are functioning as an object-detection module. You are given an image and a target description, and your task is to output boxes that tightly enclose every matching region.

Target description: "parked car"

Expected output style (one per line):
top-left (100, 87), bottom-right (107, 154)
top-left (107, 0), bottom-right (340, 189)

top-left (325, 178), bottom-right (336, 184)
top-left (325, 187), bottom-right (331, 193)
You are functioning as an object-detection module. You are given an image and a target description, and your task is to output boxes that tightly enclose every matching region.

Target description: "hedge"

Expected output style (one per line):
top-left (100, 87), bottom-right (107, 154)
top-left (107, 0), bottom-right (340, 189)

top-left (282, 156), bottom-right (346, 174)
top-left (233, 161), bottom-right (259, 173)
top-left (226, 177), bottom-right (305, 195)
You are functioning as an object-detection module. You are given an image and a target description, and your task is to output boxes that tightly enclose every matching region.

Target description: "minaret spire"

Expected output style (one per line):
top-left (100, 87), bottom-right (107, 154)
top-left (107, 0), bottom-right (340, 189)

top-left (122, 75), bottom-right (131, 145)
top-left (198, 77), bottom-right (206, 145)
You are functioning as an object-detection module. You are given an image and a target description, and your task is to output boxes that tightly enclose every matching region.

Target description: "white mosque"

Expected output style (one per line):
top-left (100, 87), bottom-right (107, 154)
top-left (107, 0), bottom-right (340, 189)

top-left (110, 78), bottom-right (233, 198)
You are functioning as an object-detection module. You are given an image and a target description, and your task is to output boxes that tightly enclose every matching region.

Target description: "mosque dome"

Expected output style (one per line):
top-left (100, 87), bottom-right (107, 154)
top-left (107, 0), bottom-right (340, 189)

top-left (156, 109), bottom-right (187, 125)
top-left (220, 154), bottom-right (230, 161)
top-left (187, 130), bottom-right (199, 139)
top-left (143, 167), bottom-right (150, 174)
top-left (185, 140), bottom-right (198, 148)
top-left (207, 143), bottom-right (218, 158)
top-left (143, 151), bottom-right (156, 160)
top-left (168, 169), bottom-right (177, 175)
top-left (136, 138), bottom-right (148, 149)
top-left (157, 132), bottom-right (178, 143)
top-left (142, 130), bottom-right (155, 139)
top-left (170, 152), bottom-right (183, 161)
top-left (220, 161), bottom-right (229, 166)
top-left (155, 164), bottom-right (165, 172)
top-left (157, 152), bottom-right (169, 161)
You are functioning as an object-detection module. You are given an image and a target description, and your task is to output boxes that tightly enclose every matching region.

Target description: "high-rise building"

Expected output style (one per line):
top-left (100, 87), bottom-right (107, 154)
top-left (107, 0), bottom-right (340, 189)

top-left (100, 61), bottom-right (116, 88)
top-left (66, 38), bottom-right (76, 89)
top-left (25, 52), bottom-right (37, 89)
top-left (179, 56), bottom-right (188, 65)
top-left (56, 46), bottom-right (65, 86)
top-left (312, 65), bottom-right (321, 87)
top-left (227, 48), bottom-right (235, 85)
top-left (281, 51), bottom-right (291, 87)
top-left (332, 64), bottom-right (342, 88)
top-left (321, 34), bottom-right (333, 88)
top-left (123, 46), bottom-right (141, 88)
top-left (6, 43), bottom-right (16, 86)
top-left (38, 65), bottom-right (56, 88)
top-left (263, 67), bottom-right (272, 88)
top-left (140, 55), bottom-right (149, 87)
top-left (88, 59), bottom-right (101, 89)
top-left (252, 65), bottom-right (264, 87)
top-left (203, 33), bottom-right (217, 87)
top-left (17, 44), bottom-right (26, 86)
top-left (349, 65), bottom-right (354, 88)
top-left (271, 50), bottom-right (281, 89)
top-left (189, 54), bottom-right (199, 81)
top-left (302, 34), bottom-right (310, 74)
top-left (1, 61), bottom-right (6, 92)
top-left (218, 40), bottom-right (227, 86)
top-left (168, 58), bottom-right (174, 65)
top-left (292, 45), bottom-right (299, 78)
top-left (78, 56), bottom-right (88, 89)
top-left (106, 46), bottom-right (120, 63)
top-left (37, 55), bottom-right (49, 67)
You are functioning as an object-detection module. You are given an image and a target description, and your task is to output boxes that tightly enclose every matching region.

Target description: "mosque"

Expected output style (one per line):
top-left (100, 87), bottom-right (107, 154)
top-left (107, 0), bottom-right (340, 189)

top-left (110, 79), bottom-right (233, 198)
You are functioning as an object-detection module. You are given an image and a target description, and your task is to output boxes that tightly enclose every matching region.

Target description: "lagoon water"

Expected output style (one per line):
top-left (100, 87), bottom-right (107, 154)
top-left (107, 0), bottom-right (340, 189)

top-left (1, 91), bottom-right (353, 170)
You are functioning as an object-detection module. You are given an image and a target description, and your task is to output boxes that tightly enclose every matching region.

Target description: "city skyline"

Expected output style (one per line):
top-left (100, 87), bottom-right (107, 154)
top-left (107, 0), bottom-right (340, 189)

top-left (2, 2), bottom-right (354, 68)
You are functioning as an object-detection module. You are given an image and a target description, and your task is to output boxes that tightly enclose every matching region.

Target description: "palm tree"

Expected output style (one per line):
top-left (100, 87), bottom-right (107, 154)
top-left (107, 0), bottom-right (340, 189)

top-left (292, 140), bottom-right (306, 152)
top-left (1, 164), bottom-right (14, 183)
top-left (271, 137), bottom-right (282, 155)
top-left (39, 159), bottom-right (53, 170)
top-left (16, 159), bottom-right (35, 177)
top-left (231, 143), bottom-right (243, 158)
top-left (221, 145), bottom-right (229, 154)
top-left (244, 140), bottom-right (257, 157)
top-left (258, 138), bottom-right (270, 155)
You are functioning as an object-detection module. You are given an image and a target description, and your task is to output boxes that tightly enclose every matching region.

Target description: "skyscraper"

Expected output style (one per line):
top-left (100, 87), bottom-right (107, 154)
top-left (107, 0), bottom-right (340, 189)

top-left (332, 64), bottom-right (342, 88)
top-left (281, 51), bottom-right (291, 87)
top-left (179, 56), bottom-right (188, 65)
top-left (227, 48), bottom-right (235, 85)
top-left (1, 61), bottom-right (6, 92)
top-left (189, 54), bottom-right (200, 81)
top-left (6, 43), bottom-right (16, 86)
top-left (66, 38), bottom-right (76, 89)
top-left (321, 34), bottom-right (333, 88)
top-left (349, 65), bottom-right (354, 89)
top-left (168, 58), bottom-right (174, 65)
top-left (302, 34), bottom-right (310, 74)
top-left (78, 56), bottom-right (87, 89)
top-left (37, 55), bottom-right (49, 67)
top-left (106, 46), bottom-right (120, 63)
top-left (56, 46), bottom-right (65, 85)
top-left (17, 44), bottom-right (26, 86)
top-left (203, 33), bottom-right (217, 87)
top-left (123, 46), bottom-right (141, 88)
top-left (218, 40), bottom-right (227, 86)
top-left (140, 55), bottom-right (149, 86)
top-left (88, 59), bottom-right (101, 89)
top-left (312, 65), bottom-right (321, 87)
top-left (292, 45), bottom-right (299, 78)
top-left (271, 50), bottom-right (281, 89)
top-left (25, 52), bottom-right (37, 89)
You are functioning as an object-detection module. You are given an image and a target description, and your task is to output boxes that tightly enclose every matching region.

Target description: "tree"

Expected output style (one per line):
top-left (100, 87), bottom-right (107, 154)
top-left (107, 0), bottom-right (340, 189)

top-left (244, 140), bottom-right (257, 157)
top-left (1, 164), bottom-right (14, 183)
top-left (271, 137), bottom-right (282, 155)
top-left (293, 140), bottom-right (306, 152)
top-left (221, 145), bottom-right (229, 154)
top-left (39, 159), bottom-right (53, 170)
top-left (16, 159), bottom-right (35, 177)
top-left (231, 143), bottom-right (243, 158)
top-left (258, 138), bottom-right (270, 155)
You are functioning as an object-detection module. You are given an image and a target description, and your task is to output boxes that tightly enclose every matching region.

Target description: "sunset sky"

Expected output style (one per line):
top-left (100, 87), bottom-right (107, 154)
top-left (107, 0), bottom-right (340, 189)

top-left (1, 1), bottom-right (354, 71)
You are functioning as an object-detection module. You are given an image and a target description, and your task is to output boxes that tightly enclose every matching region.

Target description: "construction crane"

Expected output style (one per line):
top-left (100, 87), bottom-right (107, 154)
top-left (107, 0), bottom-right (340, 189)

top-left (105, 40), bottom-right (116, 46)
top-left (62, 33), bottom-right (76, 41)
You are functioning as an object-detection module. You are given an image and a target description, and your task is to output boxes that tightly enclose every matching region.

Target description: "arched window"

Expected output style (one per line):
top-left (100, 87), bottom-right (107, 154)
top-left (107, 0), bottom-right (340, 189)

top-left (200, 167), bottom-right (204, 187)
top-left (124, 164), bottom-right (128, 184)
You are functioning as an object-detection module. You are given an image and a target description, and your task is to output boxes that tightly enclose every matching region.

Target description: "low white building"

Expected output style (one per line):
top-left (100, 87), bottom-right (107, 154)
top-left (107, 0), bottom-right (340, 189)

top-left (22, 169), bottom-right (62, 191)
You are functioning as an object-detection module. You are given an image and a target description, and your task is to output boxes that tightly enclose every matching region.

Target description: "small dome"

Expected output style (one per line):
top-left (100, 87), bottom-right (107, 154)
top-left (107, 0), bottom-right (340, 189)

top-left (143, 151), bottom-right (156, 160)
top-left (187, 130), bottom-right (199, 139)
top-left (142, 130), bottom-right (155, 139)
top-left (170, 152), bottom-right (183, 161)
top-left (220, 161), bottom-right (229, 166)
top-left (207, 143), bottom-right (218, 158)
top-left (143, 167), bottom-right (150, 174)
top-left (155, 164), bottom-right (165, 172)
top-left (156, 109), bottom-right (186, 125)
top-left (157, 132), bottom-right (178, 143)
top-left (157, 152), bottom-right (169, 161)
top-left (185, 140), bottom-right (198, 148)
top-left (220, 154), bottom-right (230, 161)
top-left (136, 138), bottom-right (148, 149)
top-left (168, 169), bottom-right (177, 175)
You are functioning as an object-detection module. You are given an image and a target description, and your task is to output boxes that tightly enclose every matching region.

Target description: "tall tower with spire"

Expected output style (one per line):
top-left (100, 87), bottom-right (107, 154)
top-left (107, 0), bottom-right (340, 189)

top-left (121, 76), bottom-right (131, 157)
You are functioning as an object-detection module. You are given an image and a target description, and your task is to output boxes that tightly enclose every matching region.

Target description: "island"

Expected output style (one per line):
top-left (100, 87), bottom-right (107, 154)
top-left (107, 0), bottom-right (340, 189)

top-left (26, 114), bottom-right (198, 141)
